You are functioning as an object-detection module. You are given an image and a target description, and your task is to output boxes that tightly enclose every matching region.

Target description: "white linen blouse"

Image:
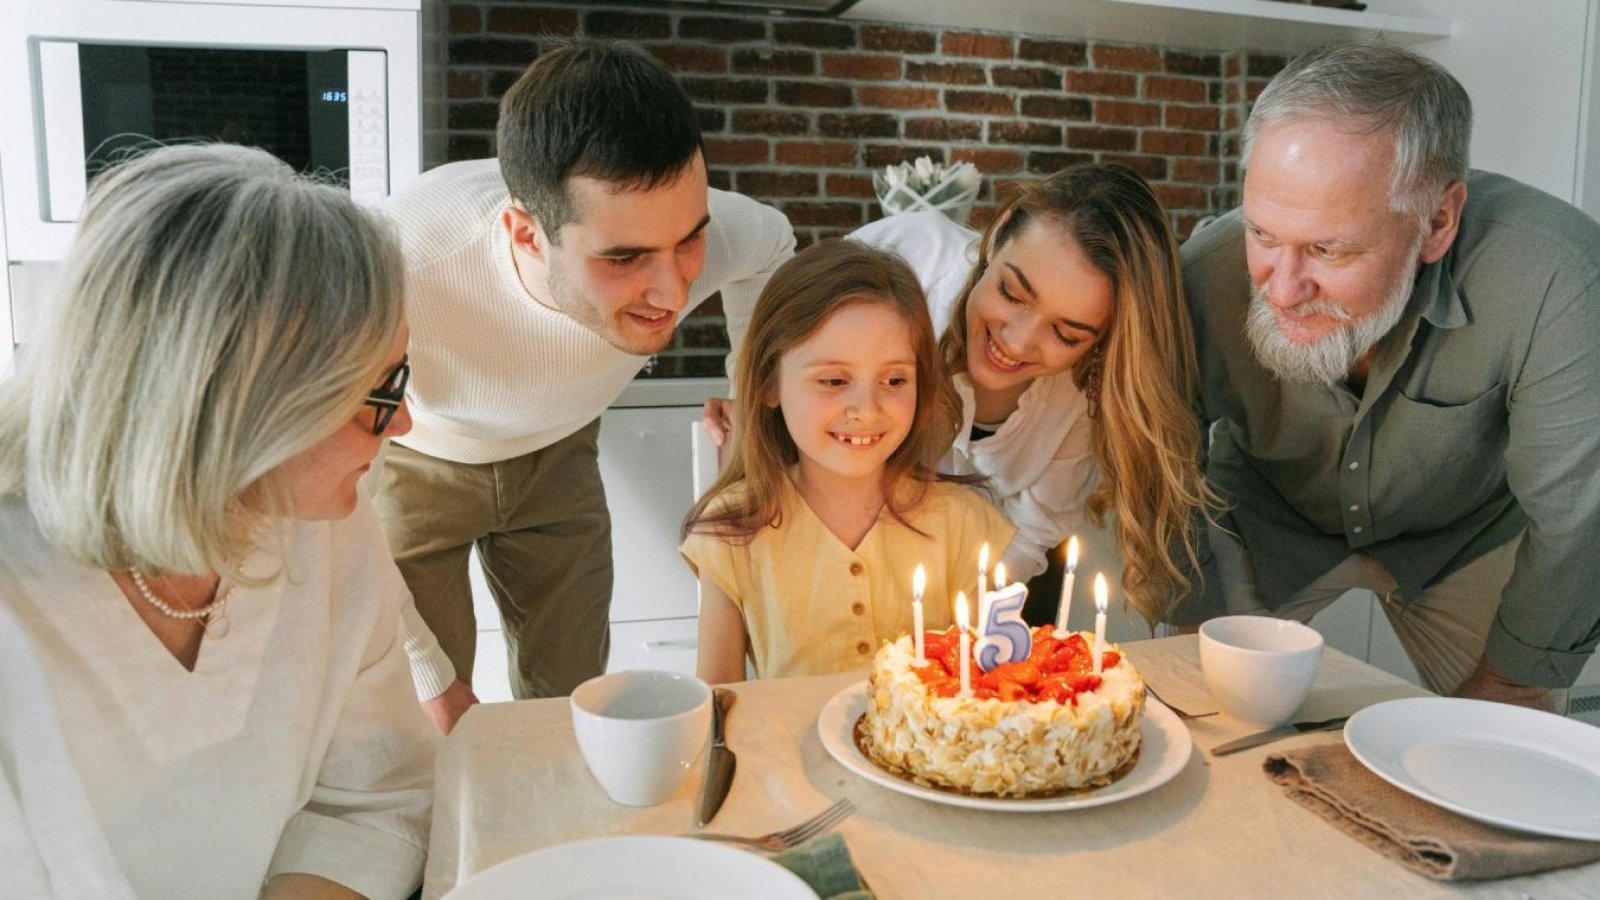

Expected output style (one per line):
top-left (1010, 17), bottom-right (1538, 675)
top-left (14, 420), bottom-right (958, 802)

top-left (0, 495), bottom-right (438, 899)
top-left (850, 210), bottom-right (1099, 582)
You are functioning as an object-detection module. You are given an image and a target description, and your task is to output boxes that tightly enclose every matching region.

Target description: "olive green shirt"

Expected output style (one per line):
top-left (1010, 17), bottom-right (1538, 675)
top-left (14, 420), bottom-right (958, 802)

top-left (1178, 171), bottom-right (1600, 687)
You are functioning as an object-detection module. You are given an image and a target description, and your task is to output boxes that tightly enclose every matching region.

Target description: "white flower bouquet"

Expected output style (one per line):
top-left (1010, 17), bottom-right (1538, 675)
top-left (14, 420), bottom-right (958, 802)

top-left (872, 156), bottom-right (982, 225)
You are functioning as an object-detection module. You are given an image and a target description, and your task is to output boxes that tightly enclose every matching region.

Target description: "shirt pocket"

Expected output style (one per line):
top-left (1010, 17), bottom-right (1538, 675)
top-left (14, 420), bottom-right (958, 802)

top-left (1375, 382), bottom-right (1508, 530)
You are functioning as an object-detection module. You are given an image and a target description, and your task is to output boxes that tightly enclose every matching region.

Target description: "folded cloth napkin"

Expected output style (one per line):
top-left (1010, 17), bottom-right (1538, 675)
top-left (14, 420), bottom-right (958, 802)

top-left (772, 833), bottom-right (872, 899)
top-left (1265, 744), bottom-right (1600, 881)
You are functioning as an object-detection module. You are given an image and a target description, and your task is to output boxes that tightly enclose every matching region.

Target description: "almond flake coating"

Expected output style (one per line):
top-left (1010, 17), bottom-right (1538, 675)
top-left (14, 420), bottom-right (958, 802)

top-left (860, 633), bottom-right (1145, 797)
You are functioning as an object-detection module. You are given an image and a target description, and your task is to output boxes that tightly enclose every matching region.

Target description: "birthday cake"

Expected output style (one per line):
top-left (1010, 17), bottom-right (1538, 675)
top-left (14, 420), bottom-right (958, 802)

top-left (858, 626), bottom-right (1145, 798)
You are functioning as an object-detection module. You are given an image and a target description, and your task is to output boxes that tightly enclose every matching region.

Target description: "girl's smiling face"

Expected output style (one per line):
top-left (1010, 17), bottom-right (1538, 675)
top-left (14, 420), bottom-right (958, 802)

top-left (965, 220), bottom-right (1114, 394)
top-left (775, 301), bottom-right (918, 492)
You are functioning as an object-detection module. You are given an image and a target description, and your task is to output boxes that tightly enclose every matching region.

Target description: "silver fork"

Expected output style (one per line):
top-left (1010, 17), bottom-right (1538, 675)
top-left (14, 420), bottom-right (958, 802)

top-left (690, 797), bottom-right (855, 852)
top-left (1145, 683), bottom-right (1217, 720)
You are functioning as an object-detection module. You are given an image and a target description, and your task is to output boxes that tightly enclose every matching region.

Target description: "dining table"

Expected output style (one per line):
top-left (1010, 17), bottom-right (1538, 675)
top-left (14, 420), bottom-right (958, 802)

top-left (422, 635), bottom-right (1600, 899)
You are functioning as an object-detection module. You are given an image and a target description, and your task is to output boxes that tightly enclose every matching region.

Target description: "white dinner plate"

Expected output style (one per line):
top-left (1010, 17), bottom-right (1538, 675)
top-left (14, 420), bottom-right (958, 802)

top-left (443, 835), bottom-right (819, 900)
top-left (817, 681), bottom-right (1192, 812)
top-left (1345, 697), bottom-right (1600, 841)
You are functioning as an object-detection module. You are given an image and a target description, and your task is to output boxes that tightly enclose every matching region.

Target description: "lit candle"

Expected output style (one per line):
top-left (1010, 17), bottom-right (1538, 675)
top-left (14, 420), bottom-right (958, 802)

top-left (976, 543), bottom-right (990, 640)
top-left (956, 591), bottom-right (972, 698)
top-left (1054, 536), bottom-right (1079, 636)
top-left (1092, 572), bottom-right (1109, 674)
top-left (993, 561), bottom-right (1007, 590)
top-left (911, 564), bottom-right (927, 665)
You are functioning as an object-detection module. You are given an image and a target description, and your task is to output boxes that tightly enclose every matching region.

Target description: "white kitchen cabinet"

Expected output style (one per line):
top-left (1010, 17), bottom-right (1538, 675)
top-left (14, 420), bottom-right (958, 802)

top-left (468, 547), bottom-right (513, 703)
top-left (1304, 588), bottom-right (1374, 662)
top-left (598, 378), bottom-right (728, 674)
top-left (597, 404), bottom-right (704, 624)
top-left (607, 617), bottom-right (702, 675)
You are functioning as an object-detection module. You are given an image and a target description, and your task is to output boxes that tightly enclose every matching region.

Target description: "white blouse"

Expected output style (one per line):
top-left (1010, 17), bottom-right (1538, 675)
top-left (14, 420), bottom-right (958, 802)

top-left (850, 211), bottom-right (1099, 582)
top-left (0, 495), bottom-right (439, 899)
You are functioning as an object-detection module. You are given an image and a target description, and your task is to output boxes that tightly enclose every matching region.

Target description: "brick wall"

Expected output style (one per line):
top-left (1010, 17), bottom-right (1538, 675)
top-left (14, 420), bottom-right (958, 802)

top-left (443, 2), bottom-right (1287, 375)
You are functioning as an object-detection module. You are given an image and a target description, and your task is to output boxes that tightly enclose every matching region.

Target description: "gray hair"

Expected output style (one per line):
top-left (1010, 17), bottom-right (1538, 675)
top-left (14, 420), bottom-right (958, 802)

top-left (1241, 41), bottom-right (1472, 223)
top-left (0, 144), bottom-right (405, 579)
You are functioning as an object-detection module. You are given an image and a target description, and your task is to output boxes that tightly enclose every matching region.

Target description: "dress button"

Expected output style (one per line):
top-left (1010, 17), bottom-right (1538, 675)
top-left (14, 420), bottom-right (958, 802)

top-left (1348, 461), bottom-right (1360, 470)
top-left (1349, 504), bottom-right (1359, 512)
top-left (849, 562), bottom-right (864, 576)
top-left (851, 603), bottom-right (866, 616)
top-left (1352, 526), bottom-right (1364, 534)
top-left (856, 641), bottom-right (871, 655)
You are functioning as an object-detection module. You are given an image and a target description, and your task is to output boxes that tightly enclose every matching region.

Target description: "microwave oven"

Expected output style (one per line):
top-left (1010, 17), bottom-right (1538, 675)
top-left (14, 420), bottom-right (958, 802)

top-left (0, 0), bottom-right (444, 372)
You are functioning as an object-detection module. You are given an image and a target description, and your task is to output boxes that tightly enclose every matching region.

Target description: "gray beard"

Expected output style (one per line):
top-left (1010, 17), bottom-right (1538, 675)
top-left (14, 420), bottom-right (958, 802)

top-left (1245, 256), bottom-right (1419, 386)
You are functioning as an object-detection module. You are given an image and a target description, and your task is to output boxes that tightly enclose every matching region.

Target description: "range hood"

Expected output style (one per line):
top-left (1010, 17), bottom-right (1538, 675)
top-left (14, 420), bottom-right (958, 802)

top-left (666, 0), bottom-right (861, 14)
top-left (642, 2), bottom-right (1449, 53)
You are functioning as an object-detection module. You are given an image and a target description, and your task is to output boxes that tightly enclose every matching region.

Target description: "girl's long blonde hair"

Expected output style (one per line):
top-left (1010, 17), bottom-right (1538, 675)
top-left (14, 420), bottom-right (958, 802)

top-left (683, 240), bottom-right (961, 541)
top-left (940, 163), bottom-right (1216, 625)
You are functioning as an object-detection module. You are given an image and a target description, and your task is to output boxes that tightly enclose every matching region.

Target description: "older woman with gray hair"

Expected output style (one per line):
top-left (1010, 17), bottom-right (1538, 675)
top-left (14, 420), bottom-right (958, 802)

top-left (0, 144), bottom-right (436, 898)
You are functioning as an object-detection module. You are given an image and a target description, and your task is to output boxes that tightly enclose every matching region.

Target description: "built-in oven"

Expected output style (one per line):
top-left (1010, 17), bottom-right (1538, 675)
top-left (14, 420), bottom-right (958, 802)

top-left (0, 0), bottom-right (444, 373)
top-left (37, 42), bottom-right (393, 219)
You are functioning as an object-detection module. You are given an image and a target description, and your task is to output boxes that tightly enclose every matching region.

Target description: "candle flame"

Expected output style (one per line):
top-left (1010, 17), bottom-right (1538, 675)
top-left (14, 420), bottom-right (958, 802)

top-left (955, 591), bottom-right (970, 630)
top-left (1094, 572), bottom-right (1108, 613)
top-left (912, 564), bottom-right (926, 601)
top-left (993, 561), bottom-right (1006, 589)
top-left (1066, 535), bottom-right (1080, 571)
top-left (978, 542), bottom-right (989, 572)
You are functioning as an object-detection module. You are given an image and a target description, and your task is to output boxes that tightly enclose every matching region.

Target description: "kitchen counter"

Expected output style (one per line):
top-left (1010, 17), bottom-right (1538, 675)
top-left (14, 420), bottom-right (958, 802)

top-left (613, 376), bottom-right (729, 410)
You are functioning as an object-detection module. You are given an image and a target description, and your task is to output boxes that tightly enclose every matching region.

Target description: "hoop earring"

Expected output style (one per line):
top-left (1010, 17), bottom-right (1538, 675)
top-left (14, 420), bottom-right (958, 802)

top-left (1082, 341), bottom-right (1105, 419)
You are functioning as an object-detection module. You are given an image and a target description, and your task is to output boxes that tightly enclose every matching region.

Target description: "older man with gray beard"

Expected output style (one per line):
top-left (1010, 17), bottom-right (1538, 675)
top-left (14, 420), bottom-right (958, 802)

top-left (1176, 41), bottom-right (1600, 712)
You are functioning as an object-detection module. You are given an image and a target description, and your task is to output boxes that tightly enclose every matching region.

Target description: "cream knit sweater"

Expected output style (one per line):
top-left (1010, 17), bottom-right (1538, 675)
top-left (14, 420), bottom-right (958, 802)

top-left (385, 158), bottom-right (796, 465)
top-left (383, 159), bottom-right (794, 697)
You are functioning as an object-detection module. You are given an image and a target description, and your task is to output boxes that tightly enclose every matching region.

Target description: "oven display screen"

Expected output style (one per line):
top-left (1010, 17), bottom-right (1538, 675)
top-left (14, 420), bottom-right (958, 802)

top-left (77, 45), bottom-right (356, 187)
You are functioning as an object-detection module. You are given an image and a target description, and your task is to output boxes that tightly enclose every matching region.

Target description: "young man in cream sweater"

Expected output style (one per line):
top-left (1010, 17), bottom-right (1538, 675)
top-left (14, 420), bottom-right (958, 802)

top-left (377, 40), bottom-right (794, 731)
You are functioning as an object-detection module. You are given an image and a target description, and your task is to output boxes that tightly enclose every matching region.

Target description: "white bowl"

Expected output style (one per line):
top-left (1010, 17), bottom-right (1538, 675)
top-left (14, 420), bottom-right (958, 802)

top-left (569, 670), bottom-right (711, 806)
top-left (1199, 616), bottom-right (1324, 728)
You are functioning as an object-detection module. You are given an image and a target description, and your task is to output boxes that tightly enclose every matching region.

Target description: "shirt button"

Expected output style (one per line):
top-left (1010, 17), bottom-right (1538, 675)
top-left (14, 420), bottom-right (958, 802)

top-left (851, 603), bottom-right (866, 616)
top-left (1353, 526), bottom-right (1364, 534)
top-left (856, 641), bottom-right (871, 655)
top-left (849, 562), bottom-right (864, 576)
top-left (1349, 505), bottom-right (1359, 512)
top-left (1348, 461), bottom-right (1360, 470)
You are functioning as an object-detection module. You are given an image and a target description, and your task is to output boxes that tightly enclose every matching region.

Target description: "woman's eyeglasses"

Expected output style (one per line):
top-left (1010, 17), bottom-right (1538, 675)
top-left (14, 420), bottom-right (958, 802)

top-left (363, 355), bottom-right (409, 435)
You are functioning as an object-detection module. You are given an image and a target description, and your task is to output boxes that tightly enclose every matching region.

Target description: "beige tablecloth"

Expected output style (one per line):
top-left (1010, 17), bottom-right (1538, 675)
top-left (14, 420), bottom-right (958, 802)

top-left (424, 636), bottom-right (1600, 899)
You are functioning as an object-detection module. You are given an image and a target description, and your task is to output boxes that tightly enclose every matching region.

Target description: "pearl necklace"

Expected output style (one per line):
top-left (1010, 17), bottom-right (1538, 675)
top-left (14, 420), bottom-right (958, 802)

top-left (127, 568), bottom-right (234, 639)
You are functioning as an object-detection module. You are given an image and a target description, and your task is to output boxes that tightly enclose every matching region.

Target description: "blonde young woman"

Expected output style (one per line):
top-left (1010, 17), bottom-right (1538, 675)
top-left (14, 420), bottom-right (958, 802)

top-left (709, 164), bottom-right (1213, 626)
top-left (0, 145), bottom-right (436, 899)
top-left (862, 163), bottom-right (1212, 625)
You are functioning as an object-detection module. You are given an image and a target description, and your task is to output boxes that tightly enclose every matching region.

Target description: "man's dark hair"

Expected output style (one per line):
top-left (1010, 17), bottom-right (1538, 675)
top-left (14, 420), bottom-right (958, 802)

top-left (497, 40), bottom-right (703, 241)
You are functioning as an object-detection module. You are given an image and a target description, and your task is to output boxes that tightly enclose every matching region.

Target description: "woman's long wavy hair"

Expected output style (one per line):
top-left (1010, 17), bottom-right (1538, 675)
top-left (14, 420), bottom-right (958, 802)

top-left (683, 240), bottom-right (961, 542)
top-left (939, 163), bottom-right (1217, 625)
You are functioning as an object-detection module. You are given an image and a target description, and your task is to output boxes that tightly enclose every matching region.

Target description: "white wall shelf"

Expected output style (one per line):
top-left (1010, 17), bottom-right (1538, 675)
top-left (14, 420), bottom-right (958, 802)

top-left (842, 0), bottom-right (1451, 54)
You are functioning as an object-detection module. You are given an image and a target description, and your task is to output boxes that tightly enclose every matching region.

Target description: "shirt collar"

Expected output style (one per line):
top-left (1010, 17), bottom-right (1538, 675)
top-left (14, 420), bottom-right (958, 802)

top-left (1415, 245), bottom-right (1469, 330)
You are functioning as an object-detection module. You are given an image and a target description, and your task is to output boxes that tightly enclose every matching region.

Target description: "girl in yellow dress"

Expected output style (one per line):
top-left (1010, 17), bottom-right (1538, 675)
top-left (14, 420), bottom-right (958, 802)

top-left (682, 240), bottom-right (1015, 682)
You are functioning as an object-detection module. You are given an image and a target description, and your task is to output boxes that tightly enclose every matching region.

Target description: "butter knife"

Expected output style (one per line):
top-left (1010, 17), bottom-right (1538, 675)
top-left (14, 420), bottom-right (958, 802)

top-left (1211, 715), bottom-right (1350, 756)
top-left (698, 688), bottom-right (737, 826)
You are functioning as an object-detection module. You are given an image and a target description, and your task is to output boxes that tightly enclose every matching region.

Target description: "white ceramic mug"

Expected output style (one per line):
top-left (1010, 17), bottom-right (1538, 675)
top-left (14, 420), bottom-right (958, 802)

top-left (1199, 616), bottom-right (1325, 728)
top-left (570, 670), bottom-right (712, 806)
